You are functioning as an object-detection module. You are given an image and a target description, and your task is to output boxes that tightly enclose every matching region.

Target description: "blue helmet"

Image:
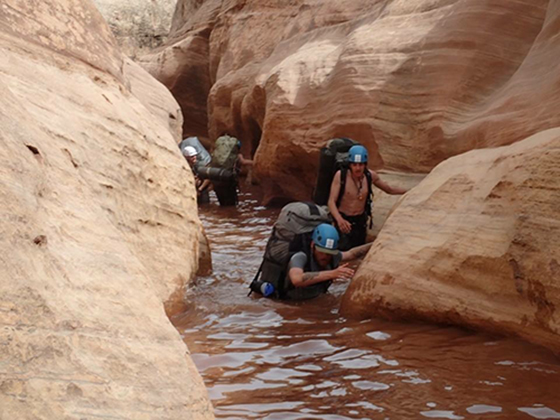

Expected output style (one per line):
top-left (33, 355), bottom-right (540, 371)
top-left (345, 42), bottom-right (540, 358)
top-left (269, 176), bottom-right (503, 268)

top-left (312, 224), bottom-right (339, 255)
top-left (348, 145), bottom-right (368, 163)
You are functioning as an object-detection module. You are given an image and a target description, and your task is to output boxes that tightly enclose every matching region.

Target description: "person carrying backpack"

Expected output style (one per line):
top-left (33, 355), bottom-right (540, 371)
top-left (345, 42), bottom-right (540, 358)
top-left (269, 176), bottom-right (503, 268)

top-left (207, 134), bottom-right (253, 206)
top-left (328, 145), bottom-right (408, 250)
top-left (284, 223), bottom-right (372, 300)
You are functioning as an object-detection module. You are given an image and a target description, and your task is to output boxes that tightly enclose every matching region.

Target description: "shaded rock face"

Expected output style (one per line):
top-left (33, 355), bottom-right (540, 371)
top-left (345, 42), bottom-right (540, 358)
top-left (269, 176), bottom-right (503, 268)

top-left (93, 0), bottom-right (178, 58)
top-left (142, 0), bottom-right (560, 204)
top-left (341, 128), bottom-right (560, 353)
top-left (0, 1), bottom-right (213, 418)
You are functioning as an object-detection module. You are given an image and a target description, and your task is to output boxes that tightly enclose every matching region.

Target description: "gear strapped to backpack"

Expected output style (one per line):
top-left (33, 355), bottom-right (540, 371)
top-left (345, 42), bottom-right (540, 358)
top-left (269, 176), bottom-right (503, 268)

top-left (313, 138), bottom-right (373, 228)
top-left (249, 202), bottom-right (331, 299)
top-left (211, 135), bottom-right (240, 169)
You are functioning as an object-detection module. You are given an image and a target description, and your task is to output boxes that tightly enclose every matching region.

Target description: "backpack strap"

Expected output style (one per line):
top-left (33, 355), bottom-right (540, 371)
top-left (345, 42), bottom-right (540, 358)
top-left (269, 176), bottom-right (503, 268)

top-left (335, 167), bottom-right (347, 208)
top-left (365, 170), bottom-right (373, 229)
top-left (336, 168), bottom-right (374, 229)
top-left (303, 201), bottom-right (320, 216)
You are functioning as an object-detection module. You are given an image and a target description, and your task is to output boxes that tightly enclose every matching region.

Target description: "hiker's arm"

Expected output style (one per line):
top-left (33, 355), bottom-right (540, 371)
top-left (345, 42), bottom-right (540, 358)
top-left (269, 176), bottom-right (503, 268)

top-left (328, 171), bottom-right (352, 233)
top-left (238, 153), bottom-right (254, 166)
top-left (289, 264), bottom-right (354, 287)
top-left (371, 170), bottom-right (407, 195)
top-left (199, 178), bottom-right (212, 192)
top-left (341, 242), bottom-right (373, 262)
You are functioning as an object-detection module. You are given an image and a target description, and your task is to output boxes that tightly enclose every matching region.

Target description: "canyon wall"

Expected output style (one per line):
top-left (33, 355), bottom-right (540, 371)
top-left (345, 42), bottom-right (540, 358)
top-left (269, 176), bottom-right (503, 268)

top-left (93, 0), bottom-right (178, 58)
top-left (142, 0), bottom-right (560, 204)
top-left (0, 1), bottom-right (213, 418)
top-left (341, 128), bottom-right (560, 353)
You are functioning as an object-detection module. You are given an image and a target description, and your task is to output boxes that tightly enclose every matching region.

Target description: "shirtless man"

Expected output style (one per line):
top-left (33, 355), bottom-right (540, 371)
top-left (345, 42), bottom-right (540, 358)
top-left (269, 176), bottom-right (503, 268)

top-left (327, 145), bottom-right (407, 250)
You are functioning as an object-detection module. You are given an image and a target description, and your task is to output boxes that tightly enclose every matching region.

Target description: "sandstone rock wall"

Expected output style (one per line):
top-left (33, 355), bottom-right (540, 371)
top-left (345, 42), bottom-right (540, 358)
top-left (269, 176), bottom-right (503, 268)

top-left (0, 1), bottom-right (213, 418)
top-left (93, 0), bottom-right (178, 58)
top-left (142, 0), bottom-right (560, 204)
top-left (341, 128), bottom-right (560, 353)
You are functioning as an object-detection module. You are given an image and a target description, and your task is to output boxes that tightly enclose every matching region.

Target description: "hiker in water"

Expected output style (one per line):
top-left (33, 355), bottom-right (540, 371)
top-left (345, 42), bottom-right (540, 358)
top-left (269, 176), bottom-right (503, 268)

top-left (183, 146), bottom-right (211, 203)
top-left (210, 134), bottom-right (253, 206)
top-left (285, 223), bottom-right (372, 300)
top-left (328, 145), bottom-right (407, 250)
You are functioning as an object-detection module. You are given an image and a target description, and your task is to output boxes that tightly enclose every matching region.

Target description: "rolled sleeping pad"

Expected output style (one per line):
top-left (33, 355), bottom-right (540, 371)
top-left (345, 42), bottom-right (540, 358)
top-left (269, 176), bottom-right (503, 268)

top-left (197, 166), bottom-right (235, 183)
top-left (313, 147), bottom-right (336, 205)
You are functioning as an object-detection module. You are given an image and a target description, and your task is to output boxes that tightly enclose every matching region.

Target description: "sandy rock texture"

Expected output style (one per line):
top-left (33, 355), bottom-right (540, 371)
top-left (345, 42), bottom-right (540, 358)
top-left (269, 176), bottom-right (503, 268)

top-left (142, 0), bottom-right (560, 204)
top-left (93, 0), bottom-right (178, 58)
top-left (341, 129), bottom-right (560, 353)
top-left (0, 1), bottom-right (213, 418)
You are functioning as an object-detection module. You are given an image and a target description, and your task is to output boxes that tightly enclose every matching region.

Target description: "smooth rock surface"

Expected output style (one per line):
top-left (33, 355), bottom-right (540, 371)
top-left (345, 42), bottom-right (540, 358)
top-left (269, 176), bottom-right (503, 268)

top-left (341, 129), bottom-right (560, 353)
top-left (93, 0), bottom-right (178, 58)
top-left (143, 0), bottom-right (560, 205)
top-left (0, 1), bottom-right (213, 418)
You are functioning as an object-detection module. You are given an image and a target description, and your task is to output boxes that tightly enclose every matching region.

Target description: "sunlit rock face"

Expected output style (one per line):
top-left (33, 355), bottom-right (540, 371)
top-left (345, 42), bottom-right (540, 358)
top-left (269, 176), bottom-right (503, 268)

top-left (142, 0), bottom-right (560, 204)
top-left (0, 1), bottom-right (213, 418)
top-left (341, 128), bottom-right (560, 353)
top-left (93, 0), bottom-right (178, 58)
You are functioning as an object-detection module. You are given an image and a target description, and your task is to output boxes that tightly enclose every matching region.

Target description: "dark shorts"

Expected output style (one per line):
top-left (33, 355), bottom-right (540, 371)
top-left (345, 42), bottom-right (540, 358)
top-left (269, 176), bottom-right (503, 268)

top-left (213, 178), bottom-right (238, 206)
top-left (337, 212), bottom-right (367, 251)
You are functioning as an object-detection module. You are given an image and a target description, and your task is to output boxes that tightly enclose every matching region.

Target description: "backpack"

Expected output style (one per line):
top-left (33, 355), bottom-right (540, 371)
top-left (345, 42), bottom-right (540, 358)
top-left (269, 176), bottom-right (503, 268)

top-left (211, 135), bottom-right (239, 169)
top-left (249, 202), bottom-right (332, 299)
top-left (313, 137), bottom-right (373, 228)
top-left (179, 136), bottom-right (211, 167)
top-left (313, 138), bottom-right (360, 205)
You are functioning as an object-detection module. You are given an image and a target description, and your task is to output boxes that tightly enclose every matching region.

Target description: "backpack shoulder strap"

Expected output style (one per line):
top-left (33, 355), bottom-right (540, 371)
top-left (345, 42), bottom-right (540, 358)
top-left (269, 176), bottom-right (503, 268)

top-left (365, 170), bottom-right (374, 228)
top-left (336, 167), bottom-right (347, 208)
top-left (303, 201), bottom-right (320, 216)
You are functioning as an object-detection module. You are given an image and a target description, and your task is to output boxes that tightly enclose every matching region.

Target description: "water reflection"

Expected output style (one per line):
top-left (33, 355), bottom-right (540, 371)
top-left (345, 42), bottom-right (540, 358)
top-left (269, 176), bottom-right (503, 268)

top-left (173, 189), bottom-right (560, 419)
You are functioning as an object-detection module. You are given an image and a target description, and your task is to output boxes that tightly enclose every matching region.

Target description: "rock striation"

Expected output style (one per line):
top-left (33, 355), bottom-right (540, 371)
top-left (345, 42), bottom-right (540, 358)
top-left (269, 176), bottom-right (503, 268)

top-left (142, 0), bottom-right (560, 204)
top-left (0, 1), bottom-right (213, 418)
top-left (341, 129), bottom-right (560, 353)
top-left (93, 0), bottom-right (178, 58)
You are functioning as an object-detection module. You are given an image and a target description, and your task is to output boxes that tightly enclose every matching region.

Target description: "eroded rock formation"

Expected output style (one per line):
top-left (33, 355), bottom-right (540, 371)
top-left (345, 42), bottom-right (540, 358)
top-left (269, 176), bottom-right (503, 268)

top-left (93, 0), bottom-right (178, 58)
top-left (341, 129), bottom-right (560, 352)
top-left (143, 0), bottom-right (560, 205)
top-left (0, 1), bottom-right (213, 418)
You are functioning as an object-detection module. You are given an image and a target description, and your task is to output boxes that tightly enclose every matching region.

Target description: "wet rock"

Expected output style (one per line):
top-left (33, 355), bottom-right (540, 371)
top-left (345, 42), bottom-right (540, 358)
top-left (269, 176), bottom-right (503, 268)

top-left (341, 128), bottom-right (560, 354)
top-left (0, 1), bottom-right (213, 418)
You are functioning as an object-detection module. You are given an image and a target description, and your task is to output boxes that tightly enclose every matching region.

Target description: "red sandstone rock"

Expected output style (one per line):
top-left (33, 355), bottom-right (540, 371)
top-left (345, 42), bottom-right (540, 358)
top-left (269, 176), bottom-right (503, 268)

top-left (341, 128), bottom-right (560, 353)
top-left (143, 0), bottom-right (560, 205)
top-left (0, 1), bottom-right (213, 418)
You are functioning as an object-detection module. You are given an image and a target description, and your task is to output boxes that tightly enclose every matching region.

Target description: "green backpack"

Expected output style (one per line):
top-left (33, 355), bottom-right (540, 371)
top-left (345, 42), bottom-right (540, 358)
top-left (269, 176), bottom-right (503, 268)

top-left (211, 135), bottom-right (240, 169)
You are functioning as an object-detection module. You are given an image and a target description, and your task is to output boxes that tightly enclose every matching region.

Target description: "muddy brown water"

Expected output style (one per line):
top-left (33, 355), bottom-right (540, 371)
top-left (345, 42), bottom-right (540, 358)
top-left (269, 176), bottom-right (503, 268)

top-left (172, 188), bottom-right (560, 420)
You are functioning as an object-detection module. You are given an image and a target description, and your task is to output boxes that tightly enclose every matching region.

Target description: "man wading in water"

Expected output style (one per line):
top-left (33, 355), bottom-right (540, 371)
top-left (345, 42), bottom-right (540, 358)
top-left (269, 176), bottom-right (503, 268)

top-left (285, 223), bottom-right (372, 300)
top-left (328, 145), bottom-right (407, 250)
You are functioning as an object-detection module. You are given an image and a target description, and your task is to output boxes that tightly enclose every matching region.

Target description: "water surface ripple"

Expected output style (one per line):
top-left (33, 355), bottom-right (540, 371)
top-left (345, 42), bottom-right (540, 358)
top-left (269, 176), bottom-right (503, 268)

top-left (173, 190), bottom-right (560, 420)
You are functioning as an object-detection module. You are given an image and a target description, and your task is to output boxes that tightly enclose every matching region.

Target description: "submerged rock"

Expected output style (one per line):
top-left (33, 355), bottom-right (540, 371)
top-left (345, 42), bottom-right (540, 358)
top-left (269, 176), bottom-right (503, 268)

top-left (342, 128), bottom-right (560, 353)
top-left (0, 1), bottom-right (213, 418)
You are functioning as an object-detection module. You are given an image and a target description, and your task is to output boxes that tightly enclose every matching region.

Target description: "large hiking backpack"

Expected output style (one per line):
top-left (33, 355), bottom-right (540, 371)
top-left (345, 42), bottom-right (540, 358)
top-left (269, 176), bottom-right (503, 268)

top-left (249, 202), bottom-right (331, 299)
top-left (179, 136), bottom-right (212, 167)
top-left (211, 135), bottom-right (240, 169)
top-left (313, 138), bottom-right (360, 205)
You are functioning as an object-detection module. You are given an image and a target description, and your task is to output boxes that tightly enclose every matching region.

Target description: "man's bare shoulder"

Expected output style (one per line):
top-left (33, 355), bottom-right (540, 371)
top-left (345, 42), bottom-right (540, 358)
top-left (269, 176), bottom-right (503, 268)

top-left (368, 169), bottom-right (380, 181)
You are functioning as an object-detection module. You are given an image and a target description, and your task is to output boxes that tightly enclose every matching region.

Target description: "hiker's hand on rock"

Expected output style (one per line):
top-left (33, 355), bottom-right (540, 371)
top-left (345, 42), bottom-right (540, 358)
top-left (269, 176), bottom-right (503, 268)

top-left (333, 263), bottom-right (354, 280)
top-left (338, 218), bottom-right (352, 234)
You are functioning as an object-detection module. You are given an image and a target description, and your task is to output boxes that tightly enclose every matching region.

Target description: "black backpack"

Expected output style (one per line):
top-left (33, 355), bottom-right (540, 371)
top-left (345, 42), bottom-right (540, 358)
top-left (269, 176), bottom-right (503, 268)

top-left (313, 138), bottom-right (373, 227)
top-left (313, 138), bottom-right (359, 206)
top-left (249, 202), bottom-right (331, 299)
